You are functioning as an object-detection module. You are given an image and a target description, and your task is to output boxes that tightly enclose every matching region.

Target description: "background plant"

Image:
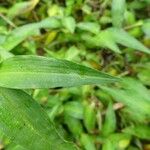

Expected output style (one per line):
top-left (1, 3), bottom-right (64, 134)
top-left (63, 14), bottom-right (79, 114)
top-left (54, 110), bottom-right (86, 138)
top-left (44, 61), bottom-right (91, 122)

top-left (0, 0), bottom-right (150, 150)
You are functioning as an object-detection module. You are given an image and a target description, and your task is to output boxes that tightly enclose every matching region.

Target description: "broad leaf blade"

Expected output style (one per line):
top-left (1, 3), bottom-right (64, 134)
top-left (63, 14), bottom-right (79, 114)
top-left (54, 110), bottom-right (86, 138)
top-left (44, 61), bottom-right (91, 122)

top-left (0, 87), bottom-right (77, 150)
top-left (0, 55), bottom-right (118, 89)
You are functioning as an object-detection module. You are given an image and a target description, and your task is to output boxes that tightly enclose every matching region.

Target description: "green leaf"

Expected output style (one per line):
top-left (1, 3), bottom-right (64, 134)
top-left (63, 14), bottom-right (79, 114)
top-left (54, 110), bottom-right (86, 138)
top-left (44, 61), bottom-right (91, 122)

top-left (102, 139), bottom-right (115, 150)
top-left (109, 28), bottom-right (150, 54)
top-left (64, 101), bottom-right (83, 119)
top-left (0, 49), bottom-right (13, 61)
top-left (7, 0), bottom-right (39, 19)
top-left (109, 133), bottom-right (131, 149)
top-left (83, 102), bottom-right (97, 133)
top-left (0, 87), bottom-right (77, 150)
top-left (77, 22), bottom-right (100, 34)
top-left (0, 55), bottom-right (118, 89)
top-left (64, 115), bottom-right (83, 138)
top-left (102, 102), bottom-right (116, 137)
top-left (101, 78), bottom-right (150, 123)
top-left (135, 63), bottom-right (150, 85)
top-left (62, 16), bottom-right (76, 33)
top-left (127, 146), bottom-right (140, 150)
top-left (143, 0), bottom-right (150, 3)
top-left (111, 0), bottom-right (126, 28)
top-left (1, 17), bottom-right (61, 51)
top-left (102, 133), bottom-right (130, 150)
top-left (142, 19), bottom-right (150, 37)
top-left (65, 46), bottom-right (79, 61)
top-left (138, 70), bottom-right (150, 85)
top-left (82, 28), bottom-right (150, 54)
top-left (80, 134), bottom-right (96, 150)
top-left (123, 125), bottom-right (150, 140)
top-left (81, 31), bottom-right (121, 53)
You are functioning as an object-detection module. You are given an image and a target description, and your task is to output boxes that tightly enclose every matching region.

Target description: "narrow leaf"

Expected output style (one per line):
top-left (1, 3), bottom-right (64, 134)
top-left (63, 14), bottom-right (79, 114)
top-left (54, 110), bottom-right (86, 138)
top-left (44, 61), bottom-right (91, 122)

top-left (83, 102), bottom-right (97, 133)
top-left (111, 0), bottom-right (126, 28)
top-left (0, 55), bottom-right (118, 89)
top-left (123, 125), bottom-right (150, 140)
top-left (7, 0), bottom-right (39, 19)
top-left (1, 17), bottom-right (61, 51)
top-left (81, 31), bottom-right (121, 53)
top-left (110, 28), bottom-right (150, 54)
top-left (102, 102), bottom-right (116, 137)
top-left (101, 78), bottom-right (150, 123)
top-left (82, 28), bottom-right (150, 54)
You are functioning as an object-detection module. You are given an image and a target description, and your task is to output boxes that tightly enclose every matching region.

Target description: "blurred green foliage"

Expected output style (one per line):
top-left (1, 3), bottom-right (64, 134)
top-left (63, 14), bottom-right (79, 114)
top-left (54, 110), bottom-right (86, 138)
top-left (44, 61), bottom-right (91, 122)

top-left (0, 0), bottom-right (150, 150)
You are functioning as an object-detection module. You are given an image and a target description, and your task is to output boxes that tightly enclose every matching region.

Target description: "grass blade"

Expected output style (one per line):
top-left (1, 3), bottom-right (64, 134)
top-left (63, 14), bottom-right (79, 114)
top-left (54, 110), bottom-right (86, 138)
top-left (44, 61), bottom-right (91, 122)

top-left (0, 55), bottom-right (118, 89)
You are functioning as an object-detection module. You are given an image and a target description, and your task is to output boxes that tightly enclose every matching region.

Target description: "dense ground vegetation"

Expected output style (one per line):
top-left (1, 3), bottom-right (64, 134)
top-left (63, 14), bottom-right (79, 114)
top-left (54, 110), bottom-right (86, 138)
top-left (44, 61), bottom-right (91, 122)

top-left (0, 0), bottom-right (150, 150)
